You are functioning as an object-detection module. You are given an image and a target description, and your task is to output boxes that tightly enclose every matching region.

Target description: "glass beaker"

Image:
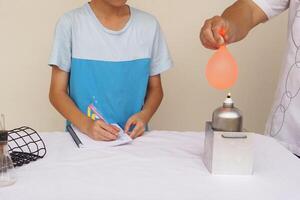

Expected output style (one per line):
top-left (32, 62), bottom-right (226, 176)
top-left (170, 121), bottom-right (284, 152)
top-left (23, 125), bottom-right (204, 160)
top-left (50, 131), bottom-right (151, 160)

top-left (0, 130), bottom-right (17, 187)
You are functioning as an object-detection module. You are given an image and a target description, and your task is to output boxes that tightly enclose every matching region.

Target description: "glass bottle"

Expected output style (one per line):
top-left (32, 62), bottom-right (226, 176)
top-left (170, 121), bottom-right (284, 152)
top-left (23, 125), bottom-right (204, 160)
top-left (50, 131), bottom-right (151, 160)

top-left (0, 115), bottom-right (16, 187)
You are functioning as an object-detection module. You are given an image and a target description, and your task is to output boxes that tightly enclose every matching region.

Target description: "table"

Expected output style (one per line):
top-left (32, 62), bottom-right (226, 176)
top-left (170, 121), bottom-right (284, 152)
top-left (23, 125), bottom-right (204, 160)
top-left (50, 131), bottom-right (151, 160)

top-left (1, 131), bottom-right (300, 200)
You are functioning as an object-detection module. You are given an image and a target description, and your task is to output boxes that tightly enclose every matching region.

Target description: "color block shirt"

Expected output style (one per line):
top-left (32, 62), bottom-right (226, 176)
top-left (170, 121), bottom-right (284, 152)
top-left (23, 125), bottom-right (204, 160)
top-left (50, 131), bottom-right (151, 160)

top-left (49, 3), bottom-right (172, 128)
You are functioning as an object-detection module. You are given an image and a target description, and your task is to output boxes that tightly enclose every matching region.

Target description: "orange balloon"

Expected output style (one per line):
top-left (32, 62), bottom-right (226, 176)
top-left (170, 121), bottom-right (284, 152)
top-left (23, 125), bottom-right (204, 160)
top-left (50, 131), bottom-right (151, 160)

top-left (205, 45), bottom-right (238, 90)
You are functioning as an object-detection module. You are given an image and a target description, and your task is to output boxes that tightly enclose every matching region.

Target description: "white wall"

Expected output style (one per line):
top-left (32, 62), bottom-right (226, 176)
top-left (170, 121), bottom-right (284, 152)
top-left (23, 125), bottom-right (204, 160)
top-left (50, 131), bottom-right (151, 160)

top-left (0, 0), bottom-right (288, 133)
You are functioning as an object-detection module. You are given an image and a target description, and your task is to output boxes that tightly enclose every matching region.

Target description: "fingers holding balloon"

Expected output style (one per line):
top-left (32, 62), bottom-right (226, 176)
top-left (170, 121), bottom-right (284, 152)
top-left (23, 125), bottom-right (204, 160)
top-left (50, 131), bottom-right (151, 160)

top-left (200, 19), bottom-right (219, 49)
top-left (200, 16), bottom-right (231, 49)
top-left (211, 17), bottom-right (227, 46)
top-left (212, 27), bottom-right (225, 46)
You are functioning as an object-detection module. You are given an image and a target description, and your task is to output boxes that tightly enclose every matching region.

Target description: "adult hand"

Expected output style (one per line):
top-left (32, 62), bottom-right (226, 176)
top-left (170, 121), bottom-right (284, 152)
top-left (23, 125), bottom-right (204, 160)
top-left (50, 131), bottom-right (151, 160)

top-left (200, 16), bottom-right (234, 49)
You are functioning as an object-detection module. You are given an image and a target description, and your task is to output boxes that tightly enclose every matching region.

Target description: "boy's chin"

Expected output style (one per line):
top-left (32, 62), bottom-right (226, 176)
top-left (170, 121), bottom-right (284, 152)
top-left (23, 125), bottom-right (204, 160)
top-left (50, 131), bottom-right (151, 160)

top-left (105, 0), bottom-right (128, 7)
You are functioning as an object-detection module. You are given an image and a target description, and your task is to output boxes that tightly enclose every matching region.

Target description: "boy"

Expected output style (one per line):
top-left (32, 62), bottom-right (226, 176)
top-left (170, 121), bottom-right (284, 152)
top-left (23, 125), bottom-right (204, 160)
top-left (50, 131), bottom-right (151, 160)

top-left (49, 0), bottom-right (172, 141)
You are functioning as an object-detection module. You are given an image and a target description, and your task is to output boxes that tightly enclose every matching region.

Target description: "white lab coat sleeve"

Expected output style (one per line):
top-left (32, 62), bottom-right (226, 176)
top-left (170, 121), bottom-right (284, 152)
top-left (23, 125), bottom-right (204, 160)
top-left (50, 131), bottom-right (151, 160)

top-left (252, 0), bottom-right (290, 19)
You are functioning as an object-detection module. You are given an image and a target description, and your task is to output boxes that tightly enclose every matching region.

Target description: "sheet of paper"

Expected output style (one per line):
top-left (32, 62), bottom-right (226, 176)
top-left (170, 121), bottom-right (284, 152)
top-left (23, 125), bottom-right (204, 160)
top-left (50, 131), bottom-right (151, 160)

top-left (71, 124), bottom-right (132, 148)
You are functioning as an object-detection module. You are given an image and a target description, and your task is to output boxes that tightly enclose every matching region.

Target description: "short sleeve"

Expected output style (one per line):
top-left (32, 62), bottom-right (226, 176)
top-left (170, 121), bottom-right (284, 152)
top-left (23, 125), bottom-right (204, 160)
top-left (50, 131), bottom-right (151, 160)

top-left (150, 21), bottom-right (173, 76)
top-left (48, 14), bottom-right (72, 72)
top-left (252, 0), bottom-right (290, 19)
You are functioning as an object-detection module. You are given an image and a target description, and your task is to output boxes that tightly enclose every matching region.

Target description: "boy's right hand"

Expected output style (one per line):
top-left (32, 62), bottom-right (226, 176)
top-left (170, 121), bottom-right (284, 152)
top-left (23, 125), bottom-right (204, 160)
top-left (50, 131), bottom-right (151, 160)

top-left (85, 119), bottom-right (120, 141)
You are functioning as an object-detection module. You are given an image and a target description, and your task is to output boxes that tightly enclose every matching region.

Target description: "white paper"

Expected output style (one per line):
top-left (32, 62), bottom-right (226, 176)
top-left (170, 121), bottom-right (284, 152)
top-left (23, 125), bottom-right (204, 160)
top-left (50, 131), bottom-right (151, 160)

top-left (71, 124), bottom-right (132, 148)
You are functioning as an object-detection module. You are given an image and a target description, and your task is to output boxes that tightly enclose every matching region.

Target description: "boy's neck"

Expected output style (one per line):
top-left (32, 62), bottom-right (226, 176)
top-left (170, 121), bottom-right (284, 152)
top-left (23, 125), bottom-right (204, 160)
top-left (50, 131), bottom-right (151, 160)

top-left (90, 0), bottom-right (129, 18)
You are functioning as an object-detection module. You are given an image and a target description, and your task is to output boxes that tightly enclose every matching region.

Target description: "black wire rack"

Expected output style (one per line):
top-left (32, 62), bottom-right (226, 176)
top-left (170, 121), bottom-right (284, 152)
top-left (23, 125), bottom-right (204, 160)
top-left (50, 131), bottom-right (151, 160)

top-left (7, 126), bottom-right (47, 167)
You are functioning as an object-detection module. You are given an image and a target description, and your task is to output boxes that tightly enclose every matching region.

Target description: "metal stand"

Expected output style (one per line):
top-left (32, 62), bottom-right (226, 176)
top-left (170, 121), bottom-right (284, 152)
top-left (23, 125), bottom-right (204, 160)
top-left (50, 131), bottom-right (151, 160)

top-left (7, 126), bottom-right (46, 167)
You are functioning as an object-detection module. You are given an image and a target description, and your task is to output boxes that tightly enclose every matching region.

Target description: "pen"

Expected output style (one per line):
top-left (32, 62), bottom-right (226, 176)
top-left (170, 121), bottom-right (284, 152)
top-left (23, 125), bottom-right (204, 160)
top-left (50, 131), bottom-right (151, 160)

top-left (67, 125), bottom-right (83, 148)
top-left (88, 104), bottom-right (107, 123)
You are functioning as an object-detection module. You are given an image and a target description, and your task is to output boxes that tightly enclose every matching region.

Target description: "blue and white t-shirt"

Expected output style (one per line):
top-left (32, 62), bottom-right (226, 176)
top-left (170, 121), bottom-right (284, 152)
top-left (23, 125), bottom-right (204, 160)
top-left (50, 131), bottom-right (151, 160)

top-left (49, 3), bottom-right (172, 128)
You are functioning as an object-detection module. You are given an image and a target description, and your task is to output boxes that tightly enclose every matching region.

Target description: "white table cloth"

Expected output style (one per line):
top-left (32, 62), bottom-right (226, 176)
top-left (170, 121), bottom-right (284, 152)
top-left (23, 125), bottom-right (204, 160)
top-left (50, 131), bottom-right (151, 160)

top-left (1, 131), bottom-right (300, 200)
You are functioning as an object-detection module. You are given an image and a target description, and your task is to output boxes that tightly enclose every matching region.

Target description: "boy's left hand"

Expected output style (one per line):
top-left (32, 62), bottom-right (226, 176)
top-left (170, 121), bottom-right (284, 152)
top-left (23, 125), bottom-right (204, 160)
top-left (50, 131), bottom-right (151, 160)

top-left (125, 112), bottom-right (148, 139)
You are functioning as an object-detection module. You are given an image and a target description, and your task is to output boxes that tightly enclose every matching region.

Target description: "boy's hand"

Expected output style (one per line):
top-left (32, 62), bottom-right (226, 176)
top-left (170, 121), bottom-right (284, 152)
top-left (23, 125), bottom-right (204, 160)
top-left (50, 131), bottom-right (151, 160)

top-left (125, 112), bottom-right (148, 139)
top-left (86, 119), bottom-right (120, 141)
